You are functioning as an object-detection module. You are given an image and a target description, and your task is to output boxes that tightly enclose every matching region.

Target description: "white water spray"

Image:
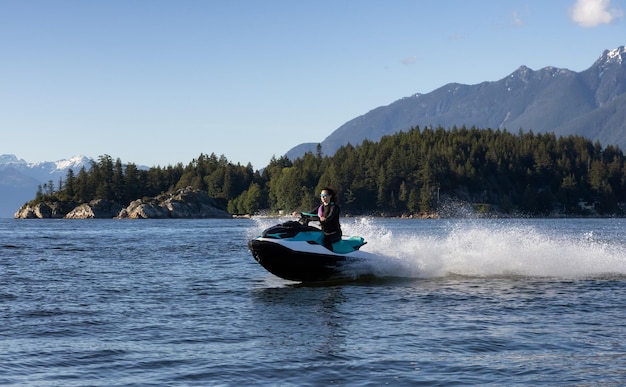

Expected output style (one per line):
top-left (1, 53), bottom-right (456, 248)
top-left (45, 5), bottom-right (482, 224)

top-left (343, 218), bottom-right (626, 279)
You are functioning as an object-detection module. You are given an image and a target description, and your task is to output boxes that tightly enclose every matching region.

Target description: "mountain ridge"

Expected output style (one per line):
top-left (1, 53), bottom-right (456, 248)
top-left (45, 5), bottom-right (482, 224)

top-left (286, 46), bottom-right (626, 161)
top-left (0, 154), bottom-right (90, 177)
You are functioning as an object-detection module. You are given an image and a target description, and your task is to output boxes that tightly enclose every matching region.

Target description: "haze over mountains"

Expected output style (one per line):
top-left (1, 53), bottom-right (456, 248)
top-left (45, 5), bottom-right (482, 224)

top-left (286, 46), bottom-right (626, 161)
top-left (0, 155), bottom-right (90, 218)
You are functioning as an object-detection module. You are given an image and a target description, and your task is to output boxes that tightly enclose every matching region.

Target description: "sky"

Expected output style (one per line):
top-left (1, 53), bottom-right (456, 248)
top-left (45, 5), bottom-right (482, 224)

top-left (1, 0), bottom-right (624, 170)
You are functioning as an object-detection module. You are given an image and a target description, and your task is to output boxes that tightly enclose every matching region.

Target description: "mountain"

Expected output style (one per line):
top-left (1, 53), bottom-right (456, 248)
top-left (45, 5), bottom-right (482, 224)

top-left (286, 46), bottom-right (626, 161)
top-left (0, 155), bottom-right (90, 218)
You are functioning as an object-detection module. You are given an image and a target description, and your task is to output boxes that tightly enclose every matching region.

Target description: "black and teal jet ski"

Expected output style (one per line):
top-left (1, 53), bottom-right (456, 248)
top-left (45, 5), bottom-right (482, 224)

top-left (248, 214), bottom-right (374, 282)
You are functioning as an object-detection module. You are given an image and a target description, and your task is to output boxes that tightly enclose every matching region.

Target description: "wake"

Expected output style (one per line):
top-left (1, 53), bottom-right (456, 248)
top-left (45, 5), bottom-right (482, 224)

top-left (342, 218), bottom-right (626, 280)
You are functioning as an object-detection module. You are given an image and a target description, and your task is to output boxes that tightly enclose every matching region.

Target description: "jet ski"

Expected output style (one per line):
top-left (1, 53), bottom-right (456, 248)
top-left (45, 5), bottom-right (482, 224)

top-left (248, 213), bottom-right (373, 282)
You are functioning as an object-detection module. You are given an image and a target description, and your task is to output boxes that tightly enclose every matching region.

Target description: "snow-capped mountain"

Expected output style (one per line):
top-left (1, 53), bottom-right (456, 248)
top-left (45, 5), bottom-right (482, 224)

top-left (0, 154), bottom-right (90, 182)
top-left (603, 46), bottom-right (625, 65)
top-left (0, 154), bottom-right (91, 218)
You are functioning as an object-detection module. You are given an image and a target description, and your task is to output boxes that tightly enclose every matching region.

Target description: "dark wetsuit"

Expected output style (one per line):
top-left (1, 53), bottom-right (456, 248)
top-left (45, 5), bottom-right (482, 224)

top-left (311, 203), bottom-right (342, 250)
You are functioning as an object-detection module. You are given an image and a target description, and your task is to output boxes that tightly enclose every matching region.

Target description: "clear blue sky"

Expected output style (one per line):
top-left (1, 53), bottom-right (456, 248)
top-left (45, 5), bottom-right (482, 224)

top-left (1, 0), bottom-right (624, 170)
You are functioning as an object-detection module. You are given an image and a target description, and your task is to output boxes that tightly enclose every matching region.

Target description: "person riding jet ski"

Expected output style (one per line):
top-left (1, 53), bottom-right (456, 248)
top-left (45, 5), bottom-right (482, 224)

top-left (293, 187), bottom-right (341, 251)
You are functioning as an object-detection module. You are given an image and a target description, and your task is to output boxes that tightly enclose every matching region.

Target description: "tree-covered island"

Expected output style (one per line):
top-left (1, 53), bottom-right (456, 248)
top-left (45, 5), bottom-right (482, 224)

top-left (16, 126), bottom-right (626, 218)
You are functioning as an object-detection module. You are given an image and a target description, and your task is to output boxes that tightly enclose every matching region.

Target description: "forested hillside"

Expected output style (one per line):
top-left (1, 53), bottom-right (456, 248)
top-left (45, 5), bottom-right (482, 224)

top-left (30, 126), bottom-right (626, 217)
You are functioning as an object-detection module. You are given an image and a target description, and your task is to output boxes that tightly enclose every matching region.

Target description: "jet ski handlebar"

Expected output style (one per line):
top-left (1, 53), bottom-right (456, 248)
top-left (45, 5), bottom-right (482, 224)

top-left (298, 212), bottom-right (318, 226)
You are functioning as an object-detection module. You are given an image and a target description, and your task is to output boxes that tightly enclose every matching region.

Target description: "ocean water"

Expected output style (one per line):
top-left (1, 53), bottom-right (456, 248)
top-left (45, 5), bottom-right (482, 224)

top-left (1, 217), bottom-right (625, 386)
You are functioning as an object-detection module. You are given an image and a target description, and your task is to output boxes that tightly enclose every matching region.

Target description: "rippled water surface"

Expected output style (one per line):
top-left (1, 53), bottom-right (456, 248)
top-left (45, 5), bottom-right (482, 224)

top-left (1, 218), bottom-right (626, 385)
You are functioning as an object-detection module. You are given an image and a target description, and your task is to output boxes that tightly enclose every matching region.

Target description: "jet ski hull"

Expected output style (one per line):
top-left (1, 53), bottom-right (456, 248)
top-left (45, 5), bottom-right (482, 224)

top-left (248, 239), bottom-right (349, 282)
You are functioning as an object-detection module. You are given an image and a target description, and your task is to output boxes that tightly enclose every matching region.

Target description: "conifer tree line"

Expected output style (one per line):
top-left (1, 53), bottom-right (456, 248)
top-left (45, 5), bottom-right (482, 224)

top-left (33, 126), bottom-right (626, 216)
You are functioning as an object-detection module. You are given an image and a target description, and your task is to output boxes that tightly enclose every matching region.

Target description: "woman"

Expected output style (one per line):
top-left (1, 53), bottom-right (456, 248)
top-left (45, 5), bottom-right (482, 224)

top-left (294, 187), bottom-right (342, 251)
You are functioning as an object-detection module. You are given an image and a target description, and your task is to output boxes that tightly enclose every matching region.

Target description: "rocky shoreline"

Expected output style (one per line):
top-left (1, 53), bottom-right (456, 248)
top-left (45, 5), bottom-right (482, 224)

top-left (14, 187), bottom-right (620, 220)
top-left (14, 187), bottom-right (232, 219)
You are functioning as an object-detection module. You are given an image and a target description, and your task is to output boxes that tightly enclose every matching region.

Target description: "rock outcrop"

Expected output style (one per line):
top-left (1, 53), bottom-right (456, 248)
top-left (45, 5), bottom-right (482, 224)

top-left (65, 199), bottom-right (124, 219)
top-left (117, 188), bottom-right (231, 219)
top-left (14, 187), bottom-right (231, 219)
top-left (14, 201), bottom-right (76, 219)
